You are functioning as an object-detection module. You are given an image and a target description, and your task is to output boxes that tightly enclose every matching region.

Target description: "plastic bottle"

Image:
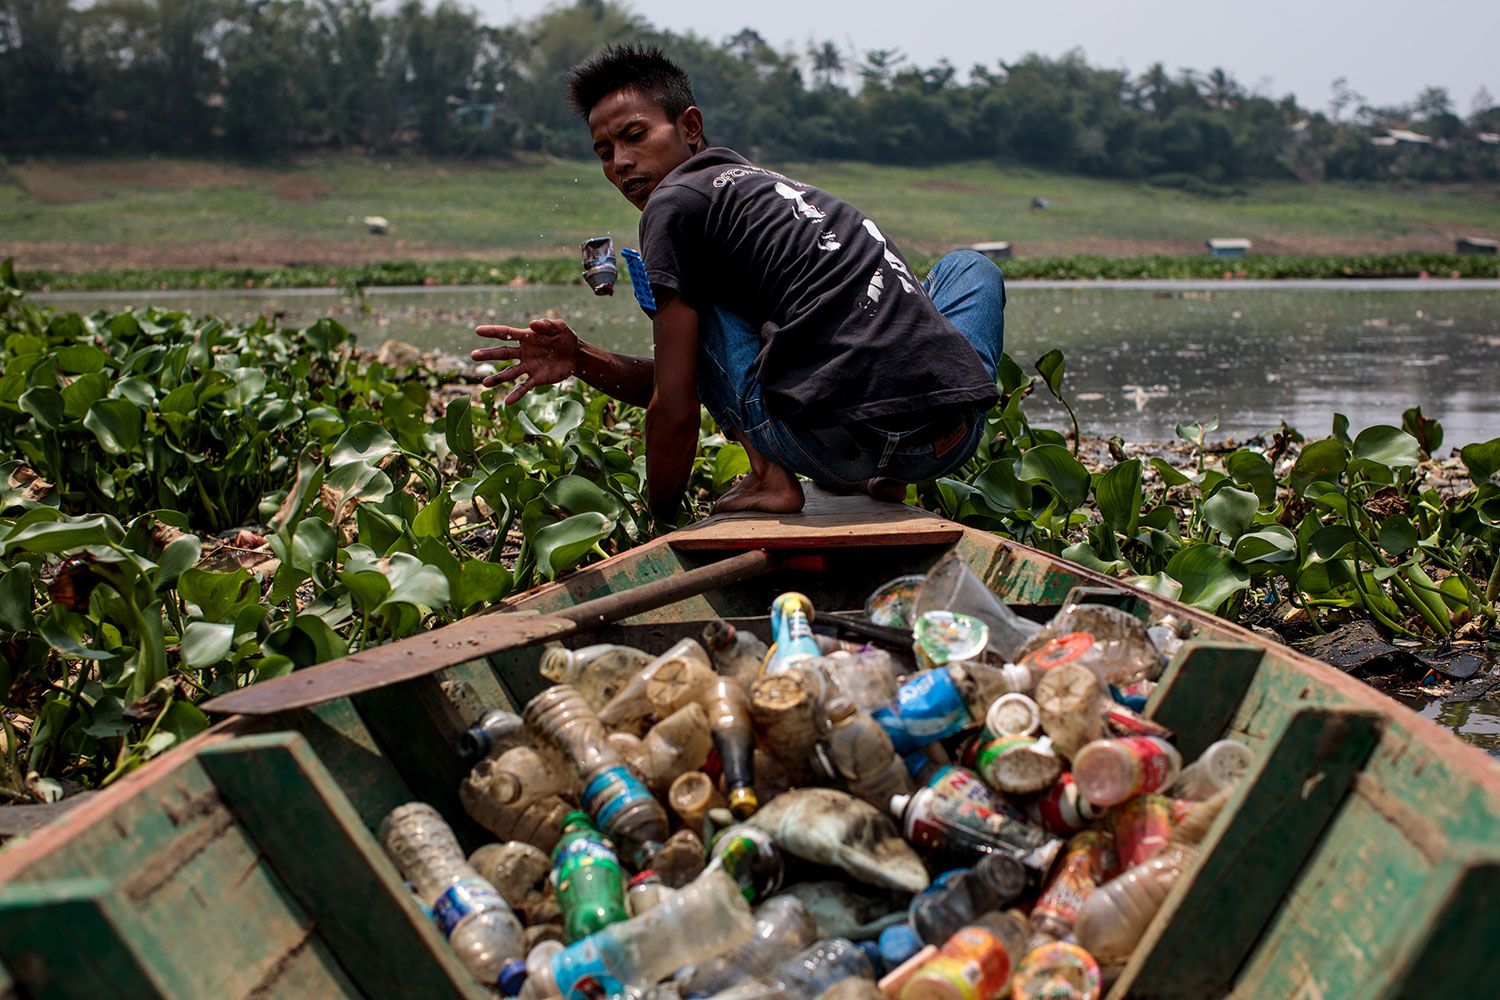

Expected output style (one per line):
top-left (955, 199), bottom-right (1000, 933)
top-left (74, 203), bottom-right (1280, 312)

top-left (821, 696), bottom-right (915, 810)
top-left (514, 939), bottom-right (563, 1000)
top-left (772, 938), bottom-right (878, 998)
top-left (764, 592), bottom-right (822, 674)
top-left (1073, 791), bottom-right (1227, 965)
top-left (379, 802), bottom-right (525, 984)
top-left (707, 822), bottom-right (786, 902)
top-left (1015, 603), bottom-right (1161, 687)
top-left (899, 910), bottom-right (1030, 1000)
top-left (1169, 738), bottom-right (1256, 801)
top-left (1029, 831), bottom-right (1117, 939)
top-left (596, 638), bottom-right (717, 734)
top-left (703, 620), bottom-right (770, 686)
top-left (626, 870), bottom-right (670, 915)
top-left (654, 828), bottom-right (707, 888)
top-left (524, 684), bottom-right (670, 868)
top-left (1010, 941), bottom-right (1102, 1000)
top-left (668, 770), bottom-right (727, 839)
top-left (1146, 615), bottom-right (1189, 669)
top-left (459, 708), bottom-right (529, 762)
top-left (538, 643), bottom-right (656, 711)
top-left (973, 734), bottom-right (1064, 795)
top-left (910, 551), bottom-right (1040, 662)
top-left (911, 611), bottom-right (990, 671)
top-left (907, 853), bottom-right (1030, 946)
top-left (864, 574), bottom-right (926, 629)
top-left (871, 668), bottom-right (972, 755)
top-left (461, 745), bottom-right (577, 850)
top-left (705, 677), bottom-right (759, 818)
top-left (750, 670), bottom-right (823, 785)
top-left (1027, 772), bottom-right (1108, 836)
top-left (682, 894), bottom-right (820, 996)
top-left (1072, 736), bottom-right (1183, 808)
top-left (892, 765), bottom-right (1061, 874)
top-left (1034, 662), bottom-right (1104, 759)
top-left (550, 812), bottom-right (629, 942)
top-left (470, 840), bottom-right (554, 925)
top-left (544, 868), bottom-right (756, 1000)
top-left (1109, 793), bottom-right (1175, 868)
top-left (984, 692), bottom-right (1041, 738)
top-left (879, 924), bottom-right (925, 970)
top-left (608, 702), bottom-right (713, 794)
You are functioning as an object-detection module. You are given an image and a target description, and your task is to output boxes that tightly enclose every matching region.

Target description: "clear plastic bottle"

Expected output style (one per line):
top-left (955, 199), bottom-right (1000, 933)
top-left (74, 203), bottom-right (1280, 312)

top-left (703, 620), bottom-right (770, 686)
top-left (524, 684), bottom-right (670, 868)
top-left (668, 770), bottom-right (727, 839)
top-left (460, 745), bottom-right (577, 850)
top-left (751, 669), bottom-right (826, 786)
top-left (706, 677), bottom-right (759, 818)
top-left (469, 840), bottom-right (553, 924)
top-left (1033, 662), bottom-right (1104, 759)
top-left (544, 868), bottom-right (756, 1000)
top-left (899, 910), bottom-right (1030, 1000)
top-left (608, 702), bottom-right (713, 794)
top-left (682, 894), bottom-right (820, 996)
top-left (1015, 603), bottom-right (1160, 687)
top-left (910, 551), bottom-right (1040, 662)
top-left (1168, 738), bottom-right (1255, 801)
top-left (907, 852), bottom-right (1030, 946)
top-left (379, 802), bottom-right (525, 984)
top-left (821, 697), bottom-right (914, 810)
top-left (539, 643), bottom-right (656, 711)
top-left (1072, 791), bottom-right (1225, 965)
top-left (984, 692), bottom-right (1041, 738)
top-left (1010, 941), bottom-right (1101, 1000)
top-left (626, 870), bottom-right (671, 915)
top-left (802, 648), bottom-right (903, 715)
top-left (1072, 736), bottom-right (1183, 808)
top-left (515, 939), bottom-right (563, 1000)
top-left (765, 592), bottom-right (822, 674)
top-left (597, 638), bottom-right (716, 734)
top-left (459, 708), bottom-right (529, 763)
top-left (773, 938), bottom-right (878, 998)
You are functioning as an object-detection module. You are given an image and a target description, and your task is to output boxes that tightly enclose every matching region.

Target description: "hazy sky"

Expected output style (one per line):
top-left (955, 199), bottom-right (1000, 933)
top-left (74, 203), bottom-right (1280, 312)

top-left (475, 0), bottom-right (1497, 113)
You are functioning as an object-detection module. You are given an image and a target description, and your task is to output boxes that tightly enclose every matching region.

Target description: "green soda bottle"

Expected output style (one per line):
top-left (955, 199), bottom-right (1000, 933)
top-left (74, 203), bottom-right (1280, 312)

top-left (551, 811), bottom-right (629, 942)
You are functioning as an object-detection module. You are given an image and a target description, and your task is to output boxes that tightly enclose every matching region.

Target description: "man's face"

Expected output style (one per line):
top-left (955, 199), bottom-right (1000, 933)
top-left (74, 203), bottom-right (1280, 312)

top-left (588, 88), bottom-right (701, 210)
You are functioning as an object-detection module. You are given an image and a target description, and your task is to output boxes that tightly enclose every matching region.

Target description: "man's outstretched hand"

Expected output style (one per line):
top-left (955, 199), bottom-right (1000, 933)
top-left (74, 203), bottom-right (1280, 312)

top-left (471, 318), bottom-right (579, 404)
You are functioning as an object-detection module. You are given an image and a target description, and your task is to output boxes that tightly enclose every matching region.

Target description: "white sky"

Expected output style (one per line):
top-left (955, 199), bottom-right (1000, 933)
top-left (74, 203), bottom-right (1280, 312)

top-left (474, 0), bottom-right (1498, 113)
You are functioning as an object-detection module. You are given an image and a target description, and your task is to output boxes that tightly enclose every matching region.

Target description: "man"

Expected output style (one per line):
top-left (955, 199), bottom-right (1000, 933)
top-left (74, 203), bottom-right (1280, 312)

top-left (471, 44), bottom-right (1006, 521)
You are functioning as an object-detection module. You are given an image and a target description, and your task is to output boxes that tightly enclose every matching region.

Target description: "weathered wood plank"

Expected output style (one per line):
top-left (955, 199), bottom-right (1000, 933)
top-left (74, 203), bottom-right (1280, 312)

top-left (0, 878), bottom-right (170, 999)
top-left (669, 489), bottom-right (960, 551)
top-left (198, 733), bottom-right (484, 999)
top-left (1146, 642), bottom-right (1268, 761)
top-left (264, 699), bottom-right (413, 833)
top-left (1368, 848), bottom-right (1500, 999)
top-left (1114, 706), bottom-right (1384, 1000)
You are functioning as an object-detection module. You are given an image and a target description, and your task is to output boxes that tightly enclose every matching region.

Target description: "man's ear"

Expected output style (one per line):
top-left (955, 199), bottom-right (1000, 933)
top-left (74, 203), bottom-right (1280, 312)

top-left (678, 106), bottom-right (705, 150)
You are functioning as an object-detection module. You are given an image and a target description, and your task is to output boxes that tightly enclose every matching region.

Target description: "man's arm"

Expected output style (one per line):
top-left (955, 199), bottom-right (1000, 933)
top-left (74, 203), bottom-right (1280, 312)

top-left (472, 318), bottom-right (655, 407)
top-left (644, 294), bottom-right (702, 523)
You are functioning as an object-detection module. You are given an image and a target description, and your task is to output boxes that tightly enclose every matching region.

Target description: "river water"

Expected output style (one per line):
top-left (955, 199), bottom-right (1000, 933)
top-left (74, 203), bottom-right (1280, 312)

top-left (36, 281), bottom-right (1500, 753)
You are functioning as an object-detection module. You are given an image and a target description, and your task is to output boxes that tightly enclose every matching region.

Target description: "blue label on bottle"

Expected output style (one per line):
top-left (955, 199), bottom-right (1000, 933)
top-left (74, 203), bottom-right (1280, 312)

top-left (582, 765), bottom-right (652, 834)
top-left (431, 877), bottom-right (507, 937)
top-left (872, 669), bottom-right (970, 754)
top-left (552, 836), bottom-right (622, 888)
top-left (552, 935), bottom-right (625, 1000)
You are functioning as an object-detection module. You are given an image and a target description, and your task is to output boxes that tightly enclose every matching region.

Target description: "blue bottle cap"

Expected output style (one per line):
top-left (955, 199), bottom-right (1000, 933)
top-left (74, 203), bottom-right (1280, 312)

top-left (497, 959), bottom-right (528, 997)
top-left (856, 939), bottom-right (885, 975)
top-left (879, 924), bottom-right (923, 967)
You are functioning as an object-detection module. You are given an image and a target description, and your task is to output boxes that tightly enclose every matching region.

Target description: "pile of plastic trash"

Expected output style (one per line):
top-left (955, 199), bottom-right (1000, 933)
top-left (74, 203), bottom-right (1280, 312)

top-left (378, 552), bottom-right (1255, 1000)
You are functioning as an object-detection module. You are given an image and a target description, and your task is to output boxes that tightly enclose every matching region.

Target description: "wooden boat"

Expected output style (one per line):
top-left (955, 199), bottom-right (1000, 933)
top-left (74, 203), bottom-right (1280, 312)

top-left (1, 489), bottom-right (1497, 999)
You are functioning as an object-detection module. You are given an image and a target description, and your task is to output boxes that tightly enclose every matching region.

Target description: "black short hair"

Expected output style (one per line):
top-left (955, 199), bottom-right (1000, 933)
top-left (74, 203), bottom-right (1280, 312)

top-left (566, 43), bottom-right (698, 121)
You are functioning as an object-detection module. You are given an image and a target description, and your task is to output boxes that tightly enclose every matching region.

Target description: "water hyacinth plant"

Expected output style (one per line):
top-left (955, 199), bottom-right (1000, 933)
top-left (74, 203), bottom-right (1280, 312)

top-left (0, 257), bottom-right (1496, 797)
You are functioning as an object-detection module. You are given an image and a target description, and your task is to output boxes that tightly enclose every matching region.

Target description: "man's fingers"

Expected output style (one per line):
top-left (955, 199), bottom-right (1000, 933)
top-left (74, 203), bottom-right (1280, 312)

top-left (502, 380), bottom-right (534, 406)
top-left (470, 345), bottom-right (520, 363)
top-left (474, 324), bottom-right (528, 339)
top-left (481, 363), bottom-right (525, 388)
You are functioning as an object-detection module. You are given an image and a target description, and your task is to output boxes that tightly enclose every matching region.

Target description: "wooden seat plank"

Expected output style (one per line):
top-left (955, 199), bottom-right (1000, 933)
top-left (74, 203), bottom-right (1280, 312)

top-left (671, 491), bottom-right (960, 550)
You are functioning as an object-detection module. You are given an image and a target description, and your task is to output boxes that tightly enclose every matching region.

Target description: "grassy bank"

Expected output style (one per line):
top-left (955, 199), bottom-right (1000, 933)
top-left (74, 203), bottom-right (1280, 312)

top-left (3, 155), bottom-right (1499, 267)
top-left (12, 252), bottom-right (1498, 294)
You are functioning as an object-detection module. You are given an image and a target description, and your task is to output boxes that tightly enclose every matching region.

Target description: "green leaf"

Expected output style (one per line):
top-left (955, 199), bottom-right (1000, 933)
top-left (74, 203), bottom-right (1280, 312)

top-left (1331, 412), bottom-right (1352, 446)
top-left (543, 475), bottom-right (623, 519)
top-left (53, 344), bottom-right (108, 375)
top-left (453, 558), bottom-right (512, 611)
top-left (1401, 406), bottom-right (1443, 457)
top-left (533, 512), bottom-right (612, 581)
top-left (61, 372), bottom-right (110, 419)
top-left (1035, 348), bottom-right (1065, 396)
top-left (1015, 445), bottom-right (1090, 510)
top-left (1309, 524), bottom-right (1363, 562)
top-left (18, 386), bottom-right (65, 431)
top-left (324, 460), bottom-right (393, 510)
top-left (156, 701), bottom-right (209, 744)
top-left (1175, 417), bottom-right (1218, 444)
top-left (1224, 450), bottom-right (1276, 506)
top-left (181, 621), bottom-right (236, 670)
top-left (378, 552), bottom-right (451, 612)
top-left (1232, 526), bottom-right (1299, 568)
top-left (1164, 544), bottom-right (1250, 613)
top-left (330, 421), bottom-right (397, 468)
top-left (1378, 514), bottom-right (1419, 555)
top-left (261, 614), bottom-right (348, 669)
top-left (0, 564), bottom-right (34, 632)
top-left (1203, 486), bottom-right (1258, 540)
top-left (1094, 459), bottom-right (1142, 535)
top-left (1352, 425), bottom-right (1419, 469)
top-left (445, 397), bottom-right (476, 464)
top-left (83, 697), bottom-right (130, 739)
top-left (1061, 541), bottom-right (1130, 575)
top-left (712, 444), bottom-right (752, 493)
top-left (971, 461), bottom-right (1032, 513)
top-left (177, 567), bottom-right (258, 621)
top-left (2, 515), bottom-right (123, 556)
top-left (153, 534), bottom-right (201, 594)
top-left (1460, 438), bottom-right (1500, 484)
top-left (411, 494), bottom-right (454, 541)
top-left (1149, 457), bottom-right (1191, 488)
top-left (1127, 572), bottom-right (1184, 601)
top-left (290, 516), bottom-right (336, 573)
top-left (84, 398), bottom-right (143, 455)
top-left (39, 611), bottom-right (117, 661)
top-left (1290, 439), bottom-right (1348, 497)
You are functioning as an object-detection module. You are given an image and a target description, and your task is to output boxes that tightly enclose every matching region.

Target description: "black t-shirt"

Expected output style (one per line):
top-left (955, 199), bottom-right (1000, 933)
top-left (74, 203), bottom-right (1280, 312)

top-left (638, 148), bottom-right (998, 426)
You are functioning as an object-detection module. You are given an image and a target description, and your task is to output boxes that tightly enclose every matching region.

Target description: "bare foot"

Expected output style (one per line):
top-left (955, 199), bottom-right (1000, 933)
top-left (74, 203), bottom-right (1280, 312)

top-left (713, 469), bottom-right (806, 513)
top-left (863, 477), bottom-right (908, 503)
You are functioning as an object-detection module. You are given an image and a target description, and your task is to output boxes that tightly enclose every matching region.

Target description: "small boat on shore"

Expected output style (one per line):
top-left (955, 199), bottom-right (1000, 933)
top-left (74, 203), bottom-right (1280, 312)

top-left (1, 489), bottom-right (1496, 998)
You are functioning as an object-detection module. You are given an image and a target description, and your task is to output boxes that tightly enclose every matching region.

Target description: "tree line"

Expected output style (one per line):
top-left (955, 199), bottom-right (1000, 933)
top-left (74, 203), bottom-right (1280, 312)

top-left (3, 0), bottom-right (1497, 183)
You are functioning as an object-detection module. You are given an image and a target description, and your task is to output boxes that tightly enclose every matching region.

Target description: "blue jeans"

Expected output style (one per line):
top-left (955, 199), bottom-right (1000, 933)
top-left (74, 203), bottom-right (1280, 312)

top-left (695, 249), bottom-right (1006, 487)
